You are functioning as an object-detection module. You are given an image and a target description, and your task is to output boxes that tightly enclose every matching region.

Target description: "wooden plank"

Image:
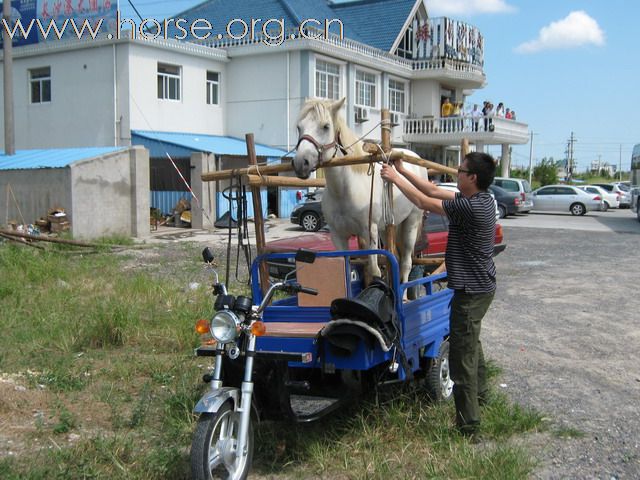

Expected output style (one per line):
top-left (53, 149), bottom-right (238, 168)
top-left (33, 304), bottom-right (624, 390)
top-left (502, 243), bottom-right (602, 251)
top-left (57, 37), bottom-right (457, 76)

top-left (262, 322), bottom-right (326, 338)
top-left (244, 174), bottom-right (326, 188)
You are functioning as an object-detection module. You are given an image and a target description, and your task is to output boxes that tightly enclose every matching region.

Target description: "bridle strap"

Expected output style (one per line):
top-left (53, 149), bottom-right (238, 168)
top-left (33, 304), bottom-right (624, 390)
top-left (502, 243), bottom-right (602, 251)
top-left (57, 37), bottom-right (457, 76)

top-left (295, 132), bottom-right (348, 164)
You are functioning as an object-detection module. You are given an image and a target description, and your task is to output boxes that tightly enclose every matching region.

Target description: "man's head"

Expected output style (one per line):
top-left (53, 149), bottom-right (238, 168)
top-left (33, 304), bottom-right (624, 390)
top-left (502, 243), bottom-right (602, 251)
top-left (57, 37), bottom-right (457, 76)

top-left (457, 152), bottom-right (496, 192)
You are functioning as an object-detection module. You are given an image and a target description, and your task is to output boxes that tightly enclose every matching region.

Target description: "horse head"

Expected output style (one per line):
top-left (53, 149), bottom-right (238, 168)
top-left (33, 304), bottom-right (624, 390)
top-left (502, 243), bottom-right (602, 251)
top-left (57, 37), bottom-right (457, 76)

top-left (292, 97), bottom-right (346, 179)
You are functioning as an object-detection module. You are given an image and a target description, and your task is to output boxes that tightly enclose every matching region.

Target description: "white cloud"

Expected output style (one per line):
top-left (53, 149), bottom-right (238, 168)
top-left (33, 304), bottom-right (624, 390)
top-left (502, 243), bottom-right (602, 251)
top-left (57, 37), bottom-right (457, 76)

top-left (515, 11), bottom-right (605, 54)
top-left (427, 0), bottom-right (516, 16)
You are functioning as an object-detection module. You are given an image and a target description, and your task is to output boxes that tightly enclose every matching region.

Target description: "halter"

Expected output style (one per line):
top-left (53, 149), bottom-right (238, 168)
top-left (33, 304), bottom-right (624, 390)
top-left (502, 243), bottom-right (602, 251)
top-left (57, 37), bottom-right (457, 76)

top-left (295, 132), bottom-right (348, 165)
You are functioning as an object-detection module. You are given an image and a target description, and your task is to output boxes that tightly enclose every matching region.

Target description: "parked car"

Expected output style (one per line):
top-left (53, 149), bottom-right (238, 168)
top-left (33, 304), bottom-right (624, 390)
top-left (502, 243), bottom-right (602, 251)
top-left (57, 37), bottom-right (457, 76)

top-left (290, 190), bottom-right (324, 231)
top-left (531, 185), bottom-right (604, 215)
top-left (492, 177), bottom-right (533, 213)
top-left (592, 183), bottom-right (631, 208)
top-left (577, 185), bottom-right (619, 210)
top-left (266, 213), bottom-right (505, 278)
top-left (487, 184), bottom-right (521, 218)
top-left (436, 182), bottom-right (500, 220)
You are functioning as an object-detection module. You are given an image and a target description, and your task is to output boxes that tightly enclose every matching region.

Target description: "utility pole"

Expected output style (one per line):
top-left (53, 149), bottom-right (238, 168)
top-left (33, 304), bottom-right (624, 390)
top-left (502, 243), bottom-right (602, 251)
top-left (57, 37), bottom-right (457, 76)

top-left (619, 144), bottom-right (622, 181)
top-left (2, 0), bottom-right (15, 155)
top-left (567, 132), bottom-right (576, 182)
top-left (527, 131), bottom-right (535, 186)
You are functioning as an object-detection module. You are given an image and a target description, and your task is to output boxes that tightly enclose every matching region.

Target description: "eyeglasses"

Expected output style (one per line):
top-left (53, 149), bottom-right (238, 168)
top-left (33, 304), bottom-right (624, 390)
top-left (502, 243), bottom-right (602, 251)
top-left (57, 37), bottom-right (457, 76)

top-left (457, 168), bottom-right (474, 175)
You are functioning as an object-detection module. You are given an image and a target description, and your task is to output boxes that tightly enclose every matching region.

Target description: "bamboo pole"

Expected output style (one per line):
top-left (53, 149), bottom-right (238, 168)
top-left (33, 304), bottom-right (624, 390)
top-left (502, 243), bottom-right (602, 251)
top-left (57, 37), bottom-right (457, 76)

top-left (243, 175), bottom-right (326, 188)
top-left (245, 134), bottom-right (269, 293)
top-left (202, 151), bottom-right (458, 183)
top-left (411, 257), bottom-right (446, 265)
top-left (202, 162), bottom-right (292, 182)
top-left (461, 138), bottom-right (469, 158)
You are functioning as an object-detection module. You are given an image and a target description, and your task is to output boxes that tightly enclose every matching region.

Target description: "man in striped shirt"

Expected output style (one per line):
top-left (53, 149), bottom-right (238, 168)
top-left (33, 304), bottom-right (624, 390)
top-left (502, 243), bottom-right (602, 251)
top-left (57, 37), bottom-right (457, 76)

top-left (381, 152), bottom-right (497, 437)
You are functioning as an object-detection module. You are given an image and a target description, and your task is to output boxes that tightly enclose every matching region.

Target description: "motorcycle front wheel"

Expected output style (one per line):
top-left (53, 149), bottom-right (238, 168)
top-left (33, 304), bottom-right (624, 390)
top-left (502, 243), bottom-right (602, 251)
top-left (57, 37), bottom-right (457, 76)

top-left (190, 402), bottom-right (254, 480)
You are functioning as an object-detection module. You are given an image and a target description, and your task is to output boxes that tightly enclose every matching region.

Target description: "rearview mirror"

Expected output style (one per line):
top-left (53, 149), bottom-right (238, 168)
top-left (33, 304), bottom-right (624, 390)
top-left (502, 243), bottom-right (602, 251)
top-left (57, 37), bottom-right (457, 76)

top-left (295, 248), bottom-right (316, 264)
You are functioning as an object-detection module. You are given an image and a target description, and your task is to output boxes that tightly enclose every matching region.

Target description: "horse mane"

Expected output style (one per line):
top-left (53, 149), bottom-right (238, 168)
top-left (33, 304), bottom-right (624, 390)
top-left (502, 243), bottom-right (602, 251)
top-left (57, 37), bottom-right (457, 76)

top-left (299, 99), bottom-right (369, 175)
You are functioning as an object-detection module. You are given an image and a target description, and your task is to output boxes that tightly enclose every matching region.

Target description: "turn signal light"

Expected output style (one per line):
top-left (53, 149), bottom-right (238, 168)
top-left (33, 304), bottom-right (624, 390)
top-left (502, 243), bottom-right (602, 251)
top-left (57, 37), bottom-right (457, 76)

top-left (250, 321), bottom-right (267, 336)
top-left (195, 319), bottom-right (210, 335)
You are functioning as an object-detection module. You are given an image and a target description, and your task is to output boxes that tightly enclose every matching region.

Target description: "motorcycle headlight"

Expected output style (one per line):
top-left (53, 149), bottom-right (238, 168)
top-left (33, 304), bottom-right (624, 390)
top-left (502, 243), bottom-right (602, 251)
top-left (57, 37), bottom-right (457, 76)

top-left (210, 310), bottom-right (240, 343)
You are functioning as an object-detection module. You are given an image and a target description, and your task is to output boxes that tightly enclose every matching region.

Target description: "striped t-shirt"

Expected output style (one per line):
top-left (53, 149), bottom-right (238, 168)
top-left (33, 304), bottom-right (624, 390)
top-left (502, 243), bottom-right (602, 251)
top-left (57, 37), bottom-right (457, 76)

top-left (442, 191), bottom-right (496, 293)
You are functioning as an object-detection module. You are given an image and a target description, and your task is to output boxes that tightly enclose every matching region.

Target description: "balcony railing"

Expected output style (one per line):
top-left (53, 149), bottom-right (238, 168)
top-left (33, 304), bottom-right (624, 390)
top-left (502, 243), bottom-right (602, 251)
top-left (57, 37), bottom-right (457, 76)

top-left (403, 116), bottom-right (529, 144)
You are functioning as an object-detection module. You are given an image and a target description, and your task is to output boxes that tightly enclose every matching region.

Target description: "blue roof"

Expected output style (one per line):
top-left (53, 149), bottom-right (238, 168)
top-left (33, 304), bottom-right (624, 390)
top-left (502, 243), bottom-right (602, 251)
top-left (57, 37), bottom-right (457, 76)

top-left (330, 0), bottom-right (416, 51)
top-left (170, 0), bottom-right (416, 49)
top-left (131, 131), bottom-right (290, 159)
top-left (0, 147), bottom-right (127, 170)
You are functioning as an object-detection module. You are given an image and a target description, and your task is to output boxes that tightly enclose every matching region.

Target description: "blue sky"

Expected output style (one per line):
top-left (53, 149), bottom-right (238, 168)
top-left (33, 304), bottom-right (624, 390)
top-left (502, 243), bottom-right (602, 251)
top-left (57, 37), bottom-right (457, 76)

top-left (119, 0), bottom-right (638, 172)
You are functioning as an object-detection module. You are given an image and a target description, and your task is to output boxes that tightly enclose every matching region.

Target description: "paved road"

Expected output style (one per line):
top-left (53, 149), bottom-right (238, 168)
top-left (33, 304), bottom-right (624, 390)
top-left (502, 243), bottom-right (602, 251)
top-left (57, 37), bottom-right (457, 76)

top-left (486, 210), bottom-right (640, 479)
top-left (501, 209), bottom-right (640, 234)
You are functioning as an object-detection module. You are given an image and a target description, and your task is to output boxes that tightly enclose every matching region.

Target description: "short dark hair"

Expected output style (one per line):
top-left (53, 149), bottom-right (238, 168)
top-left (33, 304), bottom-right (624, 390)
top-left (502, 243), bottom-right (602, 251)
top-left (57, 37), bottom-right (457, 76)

top-left (465, 152), bottom-right (496, 189)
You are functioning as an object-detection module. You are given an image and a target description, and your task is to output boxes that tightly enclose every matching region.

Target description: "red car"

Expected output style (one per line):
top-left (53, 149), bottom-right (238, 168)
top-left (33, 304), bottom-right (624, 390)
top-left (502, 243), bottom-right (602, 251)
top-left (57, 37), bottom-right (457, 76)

top-left (265, 213), bottom-right (505, 277)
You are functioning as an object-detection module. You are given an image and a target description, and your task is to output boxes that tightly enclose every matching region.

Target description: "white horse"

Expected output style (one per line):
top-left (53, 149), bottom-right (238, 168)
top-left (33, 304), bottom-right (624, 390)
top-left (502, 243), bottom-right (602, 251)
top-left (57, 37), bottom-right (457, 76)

top-left (292, 98), bottom-right (428, 284)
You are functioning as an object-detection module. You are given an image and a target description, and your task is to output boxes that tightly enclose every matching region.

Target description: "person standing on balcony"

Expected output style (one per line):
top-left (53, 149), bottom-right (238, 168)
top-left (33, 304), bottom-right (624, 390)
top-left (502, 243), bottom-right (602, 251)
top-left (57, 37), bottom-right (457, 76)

top-left (505, 108), bottom-right (512, 120)
top-left (510, 110), bottom-right (516, 121)
top-left (471, 104), bottom-right (481, 131)
top-left (496, 102), bottom-right (505, 117)
top-left (380, 152), bottom-right (498, 438)
top-left (453, 102), bottom-right (464, 131)
top-left (441, 98), bottom-right (453, 132)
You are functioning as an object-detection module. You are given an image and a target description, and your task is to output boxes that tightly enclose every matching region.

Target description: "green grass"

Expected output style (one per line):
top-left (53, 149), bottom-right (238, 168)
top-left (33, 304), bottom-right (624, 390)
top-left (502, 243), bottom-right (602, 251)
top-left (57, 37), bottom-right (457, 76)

top-left (0, 243), bottom-right (546, 479)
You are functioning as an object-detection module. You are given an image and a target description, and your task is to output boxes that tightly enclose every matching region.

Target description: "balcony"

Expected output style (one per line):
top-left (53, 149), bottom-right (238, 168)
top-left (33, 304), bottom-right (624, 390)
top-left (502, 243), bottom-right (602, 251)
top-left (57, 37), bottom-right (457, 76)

top-left (403, 116), bottom-right (529, 146)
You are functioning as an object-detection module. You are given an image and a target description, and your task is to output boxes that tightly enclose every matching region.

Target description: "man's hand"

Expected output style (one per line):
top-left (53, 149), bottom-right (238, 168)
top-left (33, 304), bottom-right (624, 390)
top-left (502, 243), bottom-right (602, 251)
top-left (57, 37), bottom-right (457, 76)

top-left (381, 163), bottom-right (400, 184)
top-left (392, 158), bottom-right (406, 174)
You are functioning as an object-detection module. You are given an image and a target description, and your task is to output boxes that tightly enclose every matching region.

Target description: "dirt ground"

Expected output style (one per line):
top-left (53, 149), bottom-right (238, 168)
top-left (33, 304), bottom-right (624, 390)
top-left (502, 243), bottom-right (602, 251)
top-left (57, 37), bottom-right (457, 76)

top-left (484, 224), bottom-right (640, 479)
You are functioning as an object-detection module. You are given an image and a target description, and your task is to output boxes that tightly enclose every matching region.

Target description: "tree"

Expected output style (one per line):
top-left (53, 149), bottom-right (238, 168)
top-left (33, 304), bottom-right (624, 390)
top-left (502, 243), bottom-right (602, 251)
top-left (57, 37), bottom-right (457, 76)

top-left (533, 157), bottom-right (558, 186)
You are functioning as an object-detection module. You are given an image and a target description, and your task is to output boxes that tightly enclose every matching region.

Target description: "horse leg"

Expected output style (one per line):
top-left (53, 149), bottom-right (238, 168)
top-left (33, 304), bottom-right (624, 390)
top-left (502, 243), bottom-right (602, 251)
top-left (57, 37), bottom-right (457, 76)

top-left (366, 223), bottom-right (382, 279)
top-left (397, 211), bottom-right (423, 284)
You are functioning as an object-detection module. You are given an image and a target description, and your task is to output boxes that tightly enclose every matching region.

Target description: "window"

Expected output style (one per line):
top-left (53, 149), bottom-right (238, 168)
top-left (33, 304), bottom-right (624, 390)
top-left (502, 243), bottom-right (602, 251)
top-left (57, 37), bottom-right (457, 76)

top-left (536, 187), bottom-right (555, 195)
top-left (315, 60), bottom-right (340, 99)
top-left (396, 25), bottom-right (414, 59)
top-left (355, 70), bottom-right (376, 107)
top-left (30, 67), bottom-right (51, 104)
top-left (388, 79), bottom-right (406, 113)
top-left (157, 63), bottom-right (181, 100)
top-left (206, 71), bottom-right (219, 105)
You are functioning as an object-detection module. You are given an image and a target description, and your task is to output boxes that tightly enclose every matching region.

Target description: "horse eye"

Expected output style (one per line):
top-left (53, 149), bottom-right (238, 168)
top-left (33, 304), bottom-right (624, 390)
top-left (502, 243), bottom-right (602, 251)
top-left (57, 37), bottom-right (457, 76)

top-left (323, 123), bottom-right (330, 130)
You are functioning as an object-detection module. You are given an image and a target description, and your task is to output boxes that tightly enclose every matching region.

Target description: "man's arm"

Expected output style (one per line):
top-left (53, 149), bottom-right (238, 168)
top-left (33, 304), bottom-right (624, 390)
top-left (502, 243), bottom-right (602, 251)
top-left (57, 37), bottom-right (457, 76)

top-left (380, 164), bottom-right (446, 215)
top-left (394, 160), bottom-right (456, 201)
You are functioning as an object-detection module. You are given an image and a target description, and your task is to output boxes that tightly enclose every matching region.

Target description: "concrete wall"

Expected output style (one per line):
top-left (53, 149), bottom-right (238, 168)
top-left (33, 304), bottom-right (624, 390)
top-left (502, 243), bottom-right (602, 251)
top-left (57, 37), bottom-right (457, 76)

top-left (0, 44), bottom-right (120, 150)
top-left (0, 168), bottom-right (71, 226)
top-left (226, 51), bottom-right (303, 152)
top-left (126, 43), bottom-right (227, 138)
top-left (70, 147), bottom-right (149, 239)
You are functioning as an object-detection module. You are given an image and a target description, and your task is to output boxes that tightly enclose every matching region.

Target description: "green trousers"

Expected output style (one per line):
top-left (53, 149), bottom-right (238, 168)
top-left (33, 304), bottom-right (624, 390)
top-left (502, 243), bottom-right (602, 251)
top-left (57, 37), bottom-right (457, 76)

top-left (449, 290), bottom-right (495, 432)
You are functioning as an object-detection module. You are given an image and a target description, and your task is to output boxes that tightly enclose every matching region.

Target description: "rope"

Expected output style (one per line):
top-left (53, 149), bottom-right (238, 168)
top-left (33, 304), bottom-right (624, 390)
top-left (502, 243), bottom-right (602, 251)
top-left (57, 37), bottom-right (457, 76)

top-left (374, 144), bottom-right (395, 227)
top-left (7, 184), bottom-right (26, 226)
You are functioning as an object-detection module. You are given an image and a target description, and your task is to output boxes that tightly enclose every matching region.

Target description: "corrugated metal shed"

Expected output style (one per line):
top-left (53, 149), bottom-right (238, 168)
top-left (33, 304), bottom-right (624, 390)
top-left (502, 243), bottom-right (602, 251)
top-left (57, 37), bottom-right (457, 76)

top-left (131, 130), bottom-right (289, 160)
top-left (0, 147), bottom-right (127, 170)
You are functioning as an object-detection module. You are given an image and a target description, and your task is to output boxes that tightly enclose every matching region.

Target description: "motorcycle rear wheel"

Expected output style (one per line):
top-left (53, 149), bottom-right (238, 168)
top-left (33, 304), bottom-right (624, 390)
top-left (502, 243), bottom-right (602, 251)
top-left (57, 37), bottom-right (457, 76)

top-left (190, 402), bottom-right (254, 480)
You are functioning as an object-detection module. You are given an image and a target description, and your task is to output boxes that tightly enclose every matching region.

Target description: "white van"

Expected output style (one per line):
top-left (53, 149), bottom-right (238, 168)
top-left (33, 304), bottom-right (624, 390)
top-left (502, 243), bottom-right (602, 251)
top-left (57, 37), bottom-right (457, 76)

top-left (492, 177), bottom-right (533, 213)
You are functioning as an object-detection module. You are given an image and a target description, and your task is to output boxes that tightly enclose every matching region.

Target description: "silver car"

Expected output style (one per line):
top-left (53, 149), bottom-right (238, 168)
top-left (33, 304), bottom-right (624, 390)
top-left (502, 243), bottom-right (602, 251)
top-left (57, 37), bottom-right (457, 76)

top-left (592, 183), bottom-right (631, 208)
top-left (531, 185), bottom-right (604, 215)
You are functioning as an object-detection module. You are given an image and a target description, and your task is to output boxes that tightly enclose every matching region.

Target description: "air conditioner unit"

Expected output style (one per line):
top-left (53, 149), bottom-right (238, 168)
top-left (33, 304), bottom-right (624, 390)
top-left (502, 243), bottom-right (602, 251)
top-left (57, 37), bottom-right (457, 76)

top-left (390, 112), bottom-right (400, 126)
top-left (355, 107), bottom-right (369, 123)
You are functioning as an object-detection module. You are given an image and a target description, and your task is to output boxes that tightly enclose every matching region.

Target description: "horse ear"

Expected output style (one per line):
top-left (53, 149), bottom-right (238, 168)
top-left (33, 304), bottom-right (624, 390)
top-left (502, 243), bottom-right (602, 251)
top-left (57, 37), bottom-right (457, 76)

top-left (331, 97), bottom-right (346, 116)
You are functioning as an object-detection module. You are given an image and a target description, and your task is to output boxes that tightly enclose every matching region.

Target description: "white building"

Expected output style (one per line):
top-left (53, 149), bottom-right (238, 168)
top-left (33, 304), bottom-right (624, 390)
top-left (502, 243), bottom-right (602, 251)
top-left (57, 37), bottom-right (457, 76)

top-left (0, 0), bottom-right (529, 219)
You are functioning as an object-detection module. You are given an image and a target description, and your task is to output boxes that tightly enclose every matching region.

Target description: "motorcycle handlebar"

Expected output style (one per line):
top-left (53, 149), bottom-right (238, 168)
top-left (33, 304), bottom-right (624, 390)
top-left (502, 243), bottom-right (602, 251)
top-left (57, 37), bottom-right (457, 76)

top-left (257, 281), bottom-right (318, 313)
